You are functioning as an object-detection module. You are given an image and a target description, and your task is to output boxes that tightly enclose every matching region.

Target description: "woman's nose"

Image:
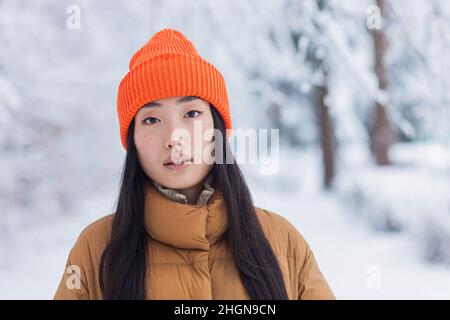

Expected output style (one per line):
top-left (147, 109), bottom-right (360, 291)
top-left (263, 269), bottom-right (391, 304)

top-left (164, 137), bottom-right (183, 153)
top-left (163, 125), bottom-right (189, 155)
top-left (164, 140), bottom-right (173, 149)
top-left (165, 140), bottom-right (184, 160)
top-left (164, 127), bottom-right (179, 149)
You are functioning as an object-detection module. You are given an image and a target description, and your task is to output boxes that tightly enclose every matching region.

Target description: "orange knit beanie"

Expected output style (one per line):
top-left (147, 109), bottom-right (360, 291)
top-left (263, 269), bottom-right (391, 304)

top-left (117, 28), bottom-right (232, 150)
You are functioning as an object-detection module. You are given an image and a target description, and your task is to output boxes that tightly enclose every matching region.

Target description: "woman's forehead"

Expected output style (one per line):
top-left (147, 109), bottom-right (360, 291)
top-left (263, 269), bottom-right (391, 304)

top-left (143, 96), bottom-right (203, 109)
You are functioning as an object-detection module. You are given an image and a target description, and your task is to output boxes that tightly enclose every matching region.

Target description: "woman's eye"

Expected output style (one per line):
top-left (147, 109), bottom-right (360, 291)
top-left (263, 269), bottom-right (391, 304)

top-left (143, 117), bottom-right (160, 125)
top-left (185, 110), bottom-right (202, 118)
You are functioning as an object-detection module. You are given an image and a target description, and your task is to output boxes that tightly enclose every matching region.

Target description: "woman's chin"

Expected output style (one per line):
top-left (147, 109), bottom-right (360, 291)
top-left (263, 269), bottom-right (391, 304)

top-left (159, 175), bottom-right (199, 190)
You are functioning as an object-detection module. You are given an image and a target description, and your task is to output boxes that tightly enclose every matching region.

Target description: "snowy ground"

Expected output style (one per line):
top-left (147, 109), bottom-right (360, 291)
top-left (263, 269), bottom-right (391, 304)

top-left (335, 142), bottom-right (450, 265)
top-left (1, 146), bottom-right (450, 299)
top-left (0, 185), bottom-right (118, 299)
top-left (248, 145), bottom-right (450, 299)
top-left (253, 188), bottom-right (450, 299)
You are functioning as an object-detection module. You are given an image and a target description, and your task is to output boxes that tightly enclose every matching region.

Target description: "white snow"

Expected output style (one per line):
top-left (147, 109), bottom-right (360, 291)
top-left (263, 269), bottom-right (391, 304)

top-left (249, 147), bottom-right (450, 299)
top-left (1, 0), bottom-right (449, 300)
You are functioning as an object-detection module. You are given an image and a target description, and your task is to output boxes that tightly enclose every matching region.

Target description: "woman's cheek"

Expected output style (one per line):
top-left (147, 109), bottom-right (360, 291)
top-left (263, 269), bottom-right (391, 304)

top-left (201, 139), bottom-right (215, 164)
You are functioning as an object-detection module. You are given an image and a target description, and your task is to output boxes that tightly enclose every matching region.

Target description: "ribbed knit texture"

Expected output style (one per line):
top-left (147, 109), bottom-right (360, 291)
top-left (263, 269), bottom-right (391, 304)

top-left (151, 171), bottom-right (215, 205)
top-left (117, 29), bottom-right (232, 150)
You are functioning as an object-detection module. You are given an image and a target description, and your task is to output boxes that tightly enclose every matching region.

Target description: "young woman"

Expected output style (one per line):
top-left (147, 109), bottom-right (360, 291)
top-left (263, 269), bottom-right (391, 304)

top-left (54, 28), bottom-right (335, 300)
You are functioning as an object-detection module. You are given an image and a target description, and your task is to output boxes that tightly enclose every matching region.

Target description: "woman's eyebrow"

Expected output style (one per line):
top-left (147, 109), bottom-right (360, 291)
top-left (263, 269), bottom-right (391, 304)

top-left (143, 96), bottom-right (199, 108)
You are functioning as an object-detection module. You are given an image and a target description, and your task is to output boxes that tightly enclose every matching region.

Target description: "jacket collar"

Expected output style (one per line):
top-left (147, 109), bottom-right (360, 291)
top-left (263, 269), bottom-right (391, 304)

top-left (151, 172), bottom-right (215, 205)
top-left (143, 181), bottom-right (229, 250)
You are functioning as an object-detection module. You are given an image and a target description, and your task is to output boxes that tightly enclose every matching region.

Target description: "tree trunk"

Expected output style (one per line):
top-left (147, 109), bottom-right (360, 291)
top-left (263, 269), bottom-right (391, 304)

top-left (315, 78), bottom-right (335, 189)
top-left (370, 0), bottom-right (393, 165)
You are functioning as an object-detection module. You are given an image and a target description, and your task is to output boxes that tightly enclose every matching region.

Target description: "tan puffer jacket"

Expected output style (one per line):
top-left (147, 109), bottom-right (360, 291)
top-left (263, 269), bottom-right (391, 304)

top-left (54, 184), bottom-right (335, 300)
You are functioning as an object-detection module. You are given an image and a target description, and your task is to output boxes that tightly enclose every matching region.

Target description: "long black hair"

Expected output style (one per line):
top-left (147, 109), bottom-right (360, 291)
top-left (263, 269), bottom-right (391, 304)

top-left (99, 103), bottom-right (289, 299)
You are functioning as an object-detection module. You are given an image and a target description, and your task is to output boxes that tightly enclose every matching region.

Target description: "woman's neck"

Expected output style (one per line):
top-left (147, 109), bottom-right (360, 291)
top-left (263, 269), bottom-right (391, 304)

top-left (150, 172), bottom-right (215, 205)
top-left (178, 179), bottom-right (205, 205)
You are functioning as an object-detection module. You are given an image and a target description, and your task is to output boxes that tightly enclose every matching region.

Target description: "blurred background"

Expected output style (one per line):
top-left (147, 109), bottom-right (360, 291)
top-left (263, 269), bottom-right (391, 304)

top-left (0, 0), bottom-right (449, 299)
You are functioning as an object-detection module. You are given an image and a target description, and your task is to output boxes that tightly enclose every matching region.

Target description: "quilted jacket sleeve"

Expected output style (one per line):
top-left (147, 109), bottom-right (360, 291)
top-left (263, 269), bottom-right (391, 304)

top-left (53, 230), bottom-right (92, 300)
top-left (297, 241), bottom-right (336, 300)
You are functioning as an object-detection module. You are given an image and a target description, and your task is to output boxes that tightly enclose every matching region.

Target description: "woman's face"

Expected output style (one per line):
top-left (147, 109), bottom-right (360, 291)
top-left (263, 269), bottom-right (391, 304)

top-left (133, 96), bottom-right (215, 189)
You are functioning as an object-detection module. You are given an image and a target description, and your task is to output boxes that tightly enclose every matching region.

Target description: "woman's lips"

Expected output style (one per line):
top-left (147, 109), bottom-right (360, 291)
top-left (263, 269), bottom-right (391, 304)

top-left (164, 158), bottom-right (193, 171)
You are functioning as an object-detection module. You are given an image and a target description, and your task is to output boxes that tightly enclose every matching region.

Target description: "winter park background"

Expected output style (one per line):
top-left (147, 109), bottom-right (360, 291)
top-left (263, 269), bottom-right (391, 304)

top-left (1, 0), bottom-right (450, 299)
